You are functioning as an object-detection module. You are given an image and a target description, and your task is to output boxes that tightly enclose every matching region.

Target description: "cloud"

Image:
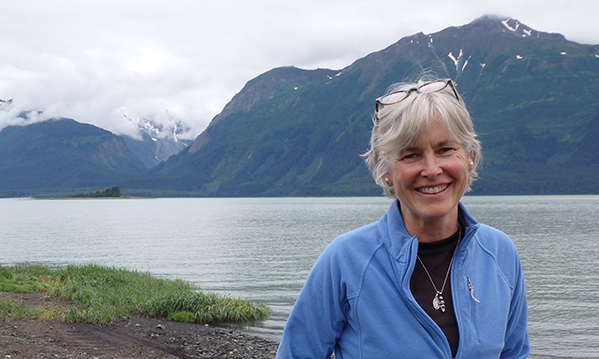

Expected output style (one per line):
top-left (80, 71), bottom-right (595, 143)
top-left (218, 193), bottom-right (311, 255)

top-left (0, 0), bottom-right (597, 138)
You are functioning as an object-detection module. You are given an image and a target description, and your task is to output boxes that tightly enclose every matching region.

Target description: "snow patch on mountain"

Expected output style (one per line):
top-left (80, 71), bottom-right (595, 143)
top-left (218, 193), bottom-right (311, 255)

top-left (120, 112), bottom-right (193, 168)
top-left (448, 49), bottom-right (472, 74)
top-left (501, 18), bottom-right (535, 38)
top-left (502, 19), bottom-right (519, 32)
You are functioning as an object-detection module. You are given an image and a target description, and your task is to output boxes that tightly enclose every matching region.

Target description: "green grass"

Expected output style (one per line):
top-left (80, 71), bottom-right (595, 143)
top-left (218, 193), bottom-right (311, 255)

top-left (0, 297), bottom-right (62, 321)
top-left (0, 263), bottom-right (271, 325)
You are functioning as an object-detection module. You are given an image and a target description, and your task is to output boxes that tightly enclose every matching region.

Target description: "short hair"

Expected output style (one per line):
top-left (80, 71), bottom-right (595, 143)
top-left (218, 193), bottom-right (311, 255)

top-left (363, 78), bottom-right (482, 198)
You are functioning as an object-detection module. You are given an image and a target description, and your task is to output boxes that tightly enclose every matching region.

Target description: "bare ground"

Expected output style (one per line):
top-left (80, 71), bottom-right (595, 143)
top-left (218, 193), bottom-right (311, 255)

top-left (0, 292), bottom-right (280, 358)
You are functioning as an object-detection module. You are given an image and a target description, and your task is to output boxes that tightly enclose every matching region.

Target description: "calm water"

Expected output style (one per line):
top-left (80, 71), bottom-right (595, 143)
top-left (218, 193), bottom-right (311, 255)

top-left (0, 196), bottom-right (597, 358)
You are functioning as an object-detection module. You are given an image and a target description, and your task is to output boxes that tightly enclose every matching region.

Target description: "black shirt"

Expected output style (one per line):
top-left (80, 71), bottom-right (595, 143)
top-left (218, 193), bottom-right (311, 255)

top-left (410, 226), bottom-right (461, 357)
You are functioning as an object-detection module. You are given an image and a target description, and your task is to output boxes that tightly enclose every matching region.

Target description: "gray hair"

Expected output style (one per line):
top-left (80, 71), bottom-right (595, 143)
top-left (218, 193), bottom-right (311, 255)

top-left (363, 78), bottom-right (482, 198)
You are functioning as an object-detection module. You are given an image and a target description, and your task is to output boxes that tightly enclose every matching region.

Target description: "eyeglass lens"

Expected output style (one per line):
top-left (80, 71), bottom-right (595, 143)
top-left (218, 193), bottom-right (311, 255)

top-left (377, 80), bottom-right (451, 107)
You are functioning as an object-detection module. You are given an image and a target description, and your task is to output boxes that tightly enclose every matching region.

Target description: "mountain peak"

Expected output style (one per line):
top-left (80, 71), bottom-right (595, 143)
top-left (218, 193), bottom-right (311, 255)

top-left (465, 15), bottom-right (566, 41)
top-left (213, 66), bottom-right (337, 122)
top-left (188, 66), bottom-right (337, 154)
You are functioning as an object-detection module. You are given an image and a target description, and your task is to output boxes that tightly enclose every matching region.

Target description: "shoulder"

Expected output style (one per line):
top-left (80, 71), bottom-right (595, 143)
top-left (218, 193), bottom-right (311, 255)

top-left (319, 222), bottom-right (384, 265)
top-left (473, 224), bottom-right (519, 254)
top-left (470, 223), bottom-right (523, 285)
top-left (308, 220), bottom-right (396, 289)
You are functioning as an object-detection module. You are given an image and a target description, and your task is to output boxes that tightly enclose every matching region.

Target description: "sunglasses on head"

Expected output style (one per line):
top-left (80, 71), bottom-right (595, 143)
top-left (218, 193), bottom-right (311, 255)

top-left (375, 79), bottom-right (460, 113)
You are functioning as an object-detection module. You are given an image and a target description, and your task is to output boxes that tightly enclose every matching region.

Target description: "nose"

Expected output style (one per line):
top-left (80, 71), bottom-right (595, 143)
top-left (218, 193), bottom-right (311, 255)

top-left (421, 154), bottom-right (442, 178)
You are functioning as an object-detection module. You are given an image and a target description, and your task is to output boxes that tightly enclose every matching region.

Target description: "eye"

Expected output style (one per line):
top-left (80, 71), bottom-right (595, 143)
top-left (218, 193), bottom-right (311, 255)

top-left (400, 153), bottom-right (419, 162)
top-left (438, 147), bottom-right (456, 155)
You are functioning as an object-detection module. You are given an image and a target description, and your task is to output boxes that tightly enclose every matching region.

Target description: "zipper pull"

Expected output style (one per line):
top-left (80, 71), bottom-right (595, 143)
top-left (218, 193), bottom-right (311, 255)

top-left (466, 277), bottom-right (480, 303)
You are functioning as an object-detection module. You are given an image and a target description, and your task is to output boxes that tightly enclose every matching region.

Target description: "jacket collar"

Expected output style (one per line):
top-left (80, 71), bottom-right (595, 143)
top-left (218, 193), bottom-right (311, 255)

top-left (377, 199), bottom-right (479, 262)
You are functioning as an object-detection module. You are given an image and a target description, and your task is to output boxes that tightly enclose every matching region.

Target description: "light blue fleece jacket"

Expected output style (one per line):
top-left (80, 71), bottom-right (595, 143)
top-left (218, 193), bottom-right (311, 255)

top-left (276, 201), bottom-right (529, 359)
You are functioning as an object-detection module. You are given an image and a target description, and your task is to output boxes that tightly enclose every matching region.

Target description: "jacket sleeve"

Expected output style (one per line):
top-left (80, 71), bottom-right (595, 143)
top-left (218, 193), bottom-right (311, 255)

top-left (500, 252), bottom-right (530, 358)
top-left (275, 240), bottom-right (350, 359)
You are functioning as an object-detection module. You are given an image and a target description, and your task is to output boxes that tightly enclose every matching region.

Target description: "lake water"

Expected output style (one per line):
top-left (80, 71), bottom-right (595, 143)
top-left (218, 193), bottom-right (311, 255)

top-left (0, 195), bottom-right (597, 358)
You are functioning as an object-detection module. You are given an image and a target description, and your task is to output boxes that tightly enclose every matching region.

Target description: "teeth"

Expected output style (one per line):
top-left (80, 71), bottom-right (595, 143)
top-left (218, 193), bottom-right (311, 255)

top-left (418, 184), bottom-right (448, 194)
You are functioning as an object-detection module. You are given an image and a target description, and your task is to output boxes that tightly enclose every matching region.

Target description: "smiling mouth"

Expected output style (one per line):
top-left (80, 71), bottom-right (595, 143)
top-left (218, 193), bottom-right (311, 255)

top-left (416, 183), bottom-right (450, 194)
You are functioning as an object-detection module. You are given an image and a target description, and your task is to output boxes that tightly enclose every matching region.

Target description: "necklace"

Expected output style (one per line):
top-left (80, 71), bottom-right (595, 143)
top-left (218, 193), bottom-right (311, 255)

top-left (416, 224), bottom-right (462, 313)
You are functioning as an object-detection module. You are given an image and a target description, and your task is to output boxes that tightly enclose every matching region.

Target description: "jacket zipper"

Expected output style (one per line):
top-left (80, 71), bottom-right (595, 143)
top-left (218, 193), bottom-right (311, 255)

top-left (466, 277), bottom-right (480, 303)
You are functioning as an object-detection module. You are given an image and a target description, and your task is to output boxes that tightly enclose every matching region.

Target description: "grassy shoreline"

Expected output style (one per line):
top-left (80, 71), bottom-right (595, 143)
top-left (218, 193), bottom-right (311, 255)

top-left (35, 195), bottom-right (154, 200)
top-left (0, 263), bottom-right (271, 325)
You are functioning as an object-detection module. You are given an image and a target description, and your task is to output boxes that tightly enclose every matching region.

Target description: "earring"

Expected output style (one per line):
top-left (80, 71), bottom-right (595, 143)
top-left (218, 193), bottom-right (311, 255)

top-left (470, 161), bottom-right (474, 166)
top-left (384, 177), bottom-right (391, 185)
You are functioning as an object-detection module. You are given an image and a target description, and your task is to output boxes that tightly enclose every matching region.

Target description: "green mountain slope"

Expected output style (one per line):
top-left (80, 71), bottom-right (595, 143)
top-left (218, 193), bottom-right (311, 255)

top-left (0, 118), bottom-right (146, 196)
top-left (131, 16), bottom-right (599, 196)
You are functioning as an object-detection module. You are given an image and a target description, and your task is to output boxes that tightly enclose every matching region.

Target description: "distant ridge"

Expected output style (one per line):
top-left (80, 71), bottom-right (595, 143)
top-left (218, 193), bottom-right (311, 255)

top-left (0, 118), bottom-right (145, 197)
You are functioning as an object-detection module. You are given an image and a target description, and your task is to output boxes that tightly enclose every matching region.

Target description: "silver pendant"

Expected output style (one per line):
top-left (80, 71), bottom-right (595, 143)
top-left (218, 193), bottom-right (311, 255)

top-left (433, 292), bottom-right (446, 312)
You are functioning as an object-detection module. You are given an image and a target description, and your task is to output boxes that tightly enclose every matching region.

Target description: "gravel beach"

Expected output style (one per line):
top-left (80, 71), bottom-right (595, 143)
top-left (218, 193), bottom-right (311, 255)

top-left (0, 292), bottom-right (280, 358)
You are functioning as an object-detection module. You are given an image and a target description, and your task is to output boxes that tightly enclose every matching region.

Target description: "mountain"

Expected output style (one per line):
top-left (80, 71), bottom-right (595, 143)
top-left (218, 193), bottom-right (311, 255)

top-left (0, 118), bottom-right (146, 197)
top-left (1, 16), bottom-right (598, 197)
top-left (130, 16), bottom-right (599, 196)
top-left (120, 115), bottom-right (193, 168)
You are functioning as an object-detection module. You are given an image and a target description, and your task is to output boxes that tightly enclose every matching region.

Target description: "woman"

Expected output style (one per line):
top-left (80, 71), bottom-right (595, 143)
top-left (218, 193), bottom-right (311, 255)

top-left (276, 77), bottom-right (529, 358)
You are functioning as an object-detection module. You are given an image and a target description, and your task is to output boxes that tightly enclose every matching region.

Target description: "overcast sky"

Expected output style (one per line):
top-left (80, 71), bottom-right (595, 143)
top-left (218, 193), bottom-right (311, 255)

top-left (0, 0), bottom-right (597, 139)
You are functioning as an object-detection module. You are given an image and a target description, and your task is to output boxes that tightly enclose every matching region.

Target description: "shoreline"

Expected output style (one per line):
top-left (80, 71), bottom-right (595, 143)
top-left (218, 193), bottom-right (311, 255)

top-left (1, 291), bottom-right (280, 358)
top-left (34, 195), bottom-right (154, 200)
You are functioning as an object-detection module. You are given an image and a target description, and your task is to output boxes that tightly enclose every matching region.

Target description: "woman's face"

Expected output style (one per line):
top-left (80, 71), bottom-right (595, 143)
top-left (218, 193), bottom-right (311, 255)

top-left (387, 120), bottom-right (472, 234)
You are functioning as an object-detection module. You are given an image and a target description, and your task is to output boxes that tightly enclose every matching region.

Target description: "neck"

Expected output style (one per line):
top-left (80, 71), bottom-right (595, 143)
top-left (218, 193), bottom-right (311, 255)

top-left (400, 204), bottom-right (460, 243)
